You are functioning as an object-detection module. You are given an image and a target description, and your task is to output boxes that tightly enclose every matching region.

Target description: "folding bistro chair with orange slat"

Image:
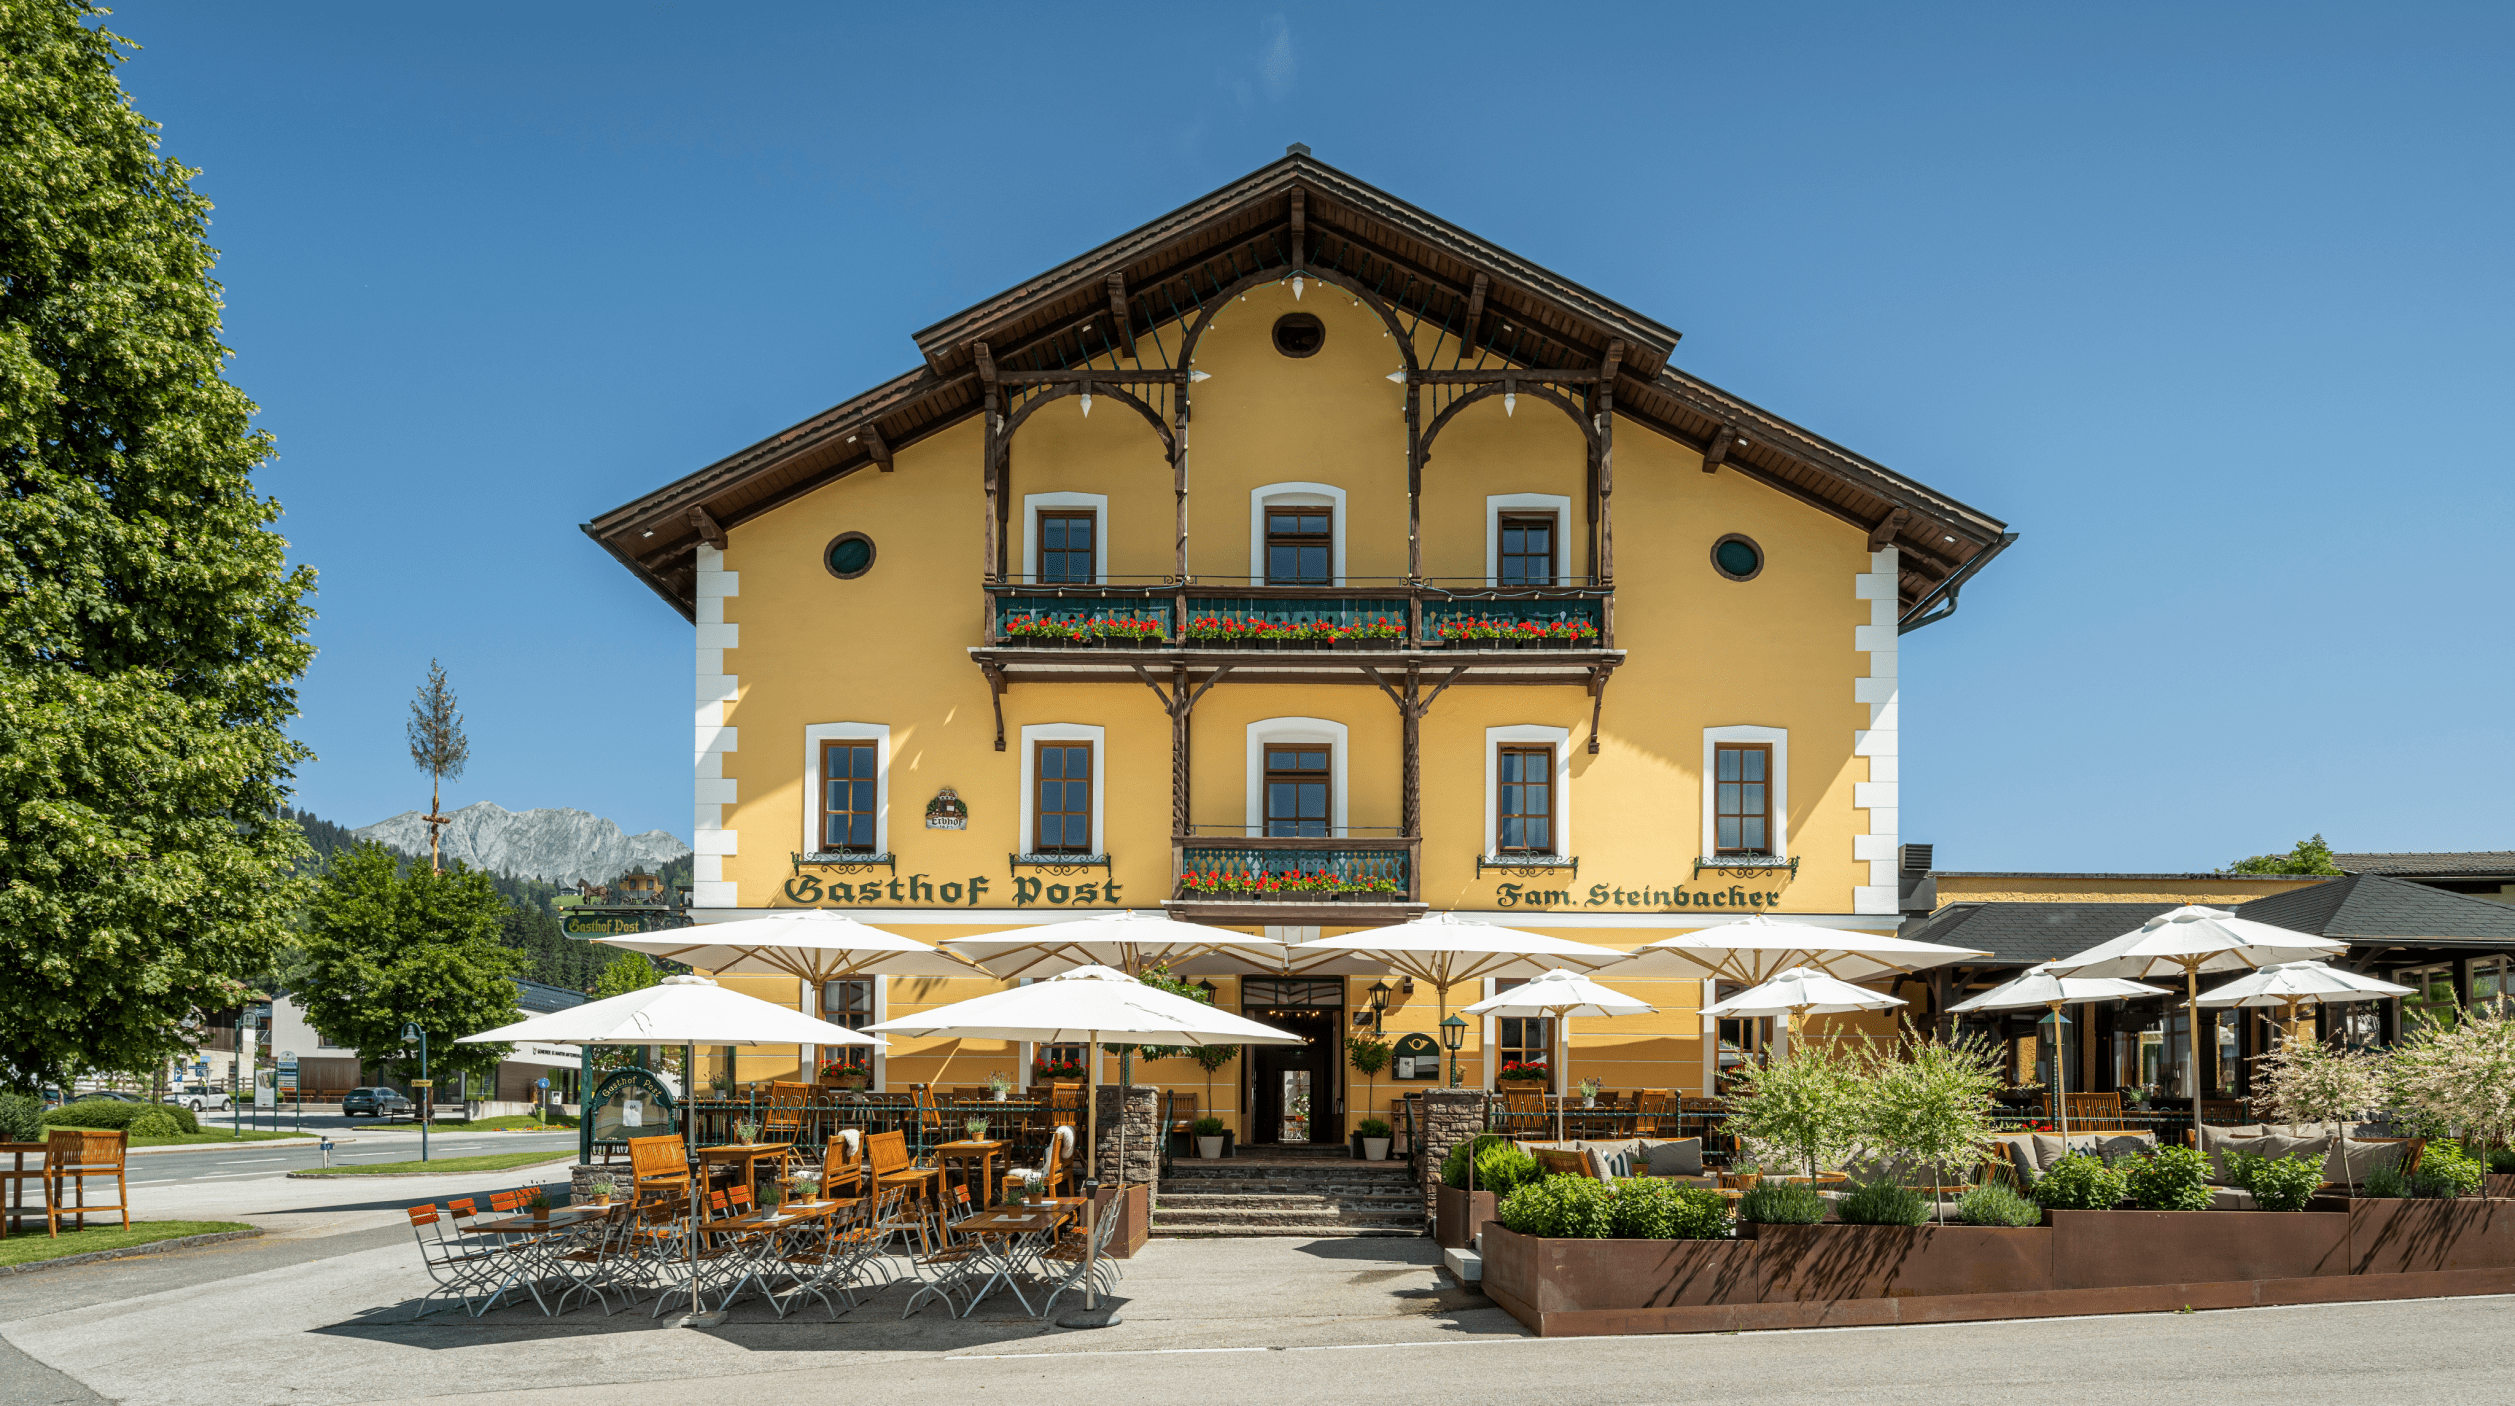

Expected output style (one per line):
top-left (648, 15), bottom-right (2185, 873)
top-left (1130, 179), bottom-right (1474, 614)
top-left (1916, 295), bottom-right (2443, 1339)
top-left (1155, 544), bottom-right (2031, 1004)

top-left (763, 1080), bottom-right (812, 1176)
top-left (44, 1130), bottom-right (129, 1237)
top-left (626, 1133), bottom-right (691, 1204)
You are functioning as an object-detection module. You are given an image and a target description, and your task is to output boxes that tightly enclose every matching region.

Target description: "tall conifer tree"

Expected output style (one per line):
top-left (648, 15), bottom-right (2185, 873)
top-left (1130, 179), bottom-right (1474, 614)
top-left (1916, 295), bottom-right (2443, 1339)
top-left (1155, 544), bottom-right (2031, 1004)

top-left (0, 3), bottom-right (317, 1090)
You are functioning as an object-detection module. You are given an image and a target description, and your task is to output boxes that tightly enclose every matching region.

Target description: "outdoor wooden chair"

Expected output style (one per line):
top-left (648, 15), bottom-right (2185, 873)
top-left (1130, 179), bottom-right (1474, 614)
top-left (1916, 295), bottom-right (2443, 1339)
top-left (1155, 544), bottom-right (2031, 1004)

top-left (1633, 1090), bottom-right (1678, 1137)
top-left (1531, 1147), bottom-right (1597, 1181)
top-left (44, 1129), bottom-right (128, 1237)
top-left (2063, 1092), bottom-right (2124, 1130)
top-left (1, 1140), bottom-right (48, 1240)
top-left (1166, 1092), bottom-right (1198, 1150)
top-left (866, 1129), bottom-right (941, 1253)
top-left (1501, 1090), bottom-right (1548, 1137)
top-left (1047, 1082), bottom-right (1084, 1129)
top-left (625, 1134), bottom-right (689, 1202)
top-left (1008, 1124), bottom-right (1073, 1201)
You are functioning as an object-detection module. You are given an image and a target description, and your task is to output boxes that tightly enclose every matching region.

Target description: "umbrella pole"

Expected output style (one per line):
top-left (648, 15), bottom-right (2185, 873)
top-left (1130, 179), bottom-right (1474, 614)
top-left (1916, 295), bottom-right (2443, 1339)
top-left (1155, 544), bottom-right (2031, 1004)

top-left (679, 1039), bottom-right (721, 1327)
top-left (1062, 1031), bottom-right (1117, 1329)
top-left (2184, 963), bottom-right (2204, 1150)
top-left (2049, 1001), bottom-right (2068, 1145)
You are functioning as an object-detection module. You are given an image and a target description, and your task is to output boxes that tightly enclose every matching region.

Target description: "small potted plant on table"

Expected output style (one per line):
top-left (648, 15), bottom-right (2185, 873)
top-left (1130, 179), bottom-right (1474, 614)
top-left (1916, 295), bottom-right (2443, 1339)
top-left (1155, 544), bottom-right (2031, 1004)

top-left (1192, 1115), bottom-right (1227, 1159)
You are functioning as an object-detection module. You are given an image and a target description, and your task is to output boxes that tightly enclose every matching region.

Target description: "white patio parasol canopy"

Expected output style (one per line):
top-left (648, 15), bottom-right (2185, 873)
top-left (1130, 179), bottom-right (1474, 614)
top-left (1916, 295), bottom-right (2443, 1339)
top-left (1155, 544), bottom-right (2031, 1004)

top-left (1949, 964), bottom-right (2171, 1141)
top-left (457, 975), bottom-right (882, 1329)
top-left (2194, 960), bottom-right (2414, 1009)
top-left (1615, 913), bottom-right (1988, 985)
top-left (1289, 912), bottom-right (1636, 1081)
top-left (860, 964), bottom-right (1304, 1324)
top-left (593, 908), bottom-right (974, 1073)
top-left (1462, 968), bottom-right (1655, 1140)
top-left (1702, 966), bottom-right (1906, 1022)
top-left (941, 908), bottom-right (1304, 980)
top-left (2044, 905), bottom-right (2347, 1143)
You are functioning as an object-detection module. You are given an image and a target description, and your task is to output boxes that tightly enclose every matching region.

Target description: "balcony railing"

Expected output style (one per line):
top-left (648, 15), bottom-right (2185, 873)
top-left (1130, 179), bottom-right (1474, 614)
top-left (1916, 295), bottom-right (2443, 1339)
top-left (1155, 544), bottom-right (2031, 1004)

top-left (987, 581), bottom-right (1610, 651)
top-left (1175, 837), bottom-right (1415, 903)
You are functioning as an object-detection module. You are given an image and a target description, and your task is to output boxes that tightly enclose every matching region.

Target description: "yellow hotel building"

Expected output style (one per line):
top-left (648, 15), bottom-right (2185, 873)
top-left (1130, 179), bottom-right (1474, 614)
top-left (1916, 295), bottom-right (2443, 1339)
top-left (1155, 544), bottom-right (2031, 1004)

top-left (584, 149), bottom-right (2014, 1145)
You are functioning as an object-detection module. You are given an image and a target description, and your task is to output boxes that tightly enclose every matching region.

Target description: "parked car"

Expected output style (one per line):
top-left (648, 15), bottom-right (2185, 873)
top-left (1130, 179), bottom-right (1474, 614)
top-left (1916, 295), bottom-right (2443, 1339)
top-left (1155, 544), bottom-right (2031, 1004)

top-left (179, 1088), bottom-right (233, 1113)
top-left (341, 1087), bottom-right (414, 1119)
top-left (72, 1090), bottom-right (146, 1103)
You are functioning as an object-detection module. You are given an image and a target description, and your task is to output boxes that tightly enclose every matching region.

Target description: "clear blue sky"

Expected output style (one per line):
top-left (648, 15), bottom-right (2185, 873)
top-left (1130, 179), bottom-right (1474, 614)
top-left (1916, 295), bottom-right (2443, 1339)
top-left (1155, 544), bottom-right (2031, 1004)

top-left (112, 3), bottom-right (2511, 868)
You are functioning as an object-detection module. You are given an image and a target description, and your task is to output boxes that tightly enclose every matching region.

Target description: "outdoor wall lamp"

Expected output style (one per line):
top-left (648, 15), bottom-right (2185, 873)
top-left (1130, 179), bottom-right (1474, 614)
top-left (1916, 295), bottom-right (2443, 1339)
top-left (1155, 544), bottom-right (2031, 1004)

top-left (1439, 1013), bottom-right (1467, 1088)
top-left (1196, 979), bottom-right (1217, 1002)
top-left (1367, 981), bottom-right (1391, 1033)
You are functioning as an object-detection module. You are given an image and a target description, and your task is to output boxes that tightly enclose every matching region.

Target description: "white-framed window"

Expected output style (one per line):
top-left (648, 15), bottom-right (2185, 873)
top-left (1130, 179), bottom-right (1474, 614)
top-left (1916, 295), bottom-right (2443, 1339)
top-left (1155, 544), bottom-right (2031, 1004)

top-left (1481, 975), bottom-right (1565, 1092)
top-left (1701, 725), bottom-right (1788, 861)
top-left (1485, 494), bottom-right (1572, 587)
top-left (2471, 956), bottom-right (2514, 1017)
top-left (1483, 724), bottom-right (1572, 859)
top-left (1245, 717), bottom-right (1348, 837)
top-left (1249, 482), bottom-right (1346, 586)
top-left (1017, 723), bottom-right (1107, 856)
top-left (803, 722), bottom-right (891, 855)
top-left (1022, 492), bottom-right (1108, 584)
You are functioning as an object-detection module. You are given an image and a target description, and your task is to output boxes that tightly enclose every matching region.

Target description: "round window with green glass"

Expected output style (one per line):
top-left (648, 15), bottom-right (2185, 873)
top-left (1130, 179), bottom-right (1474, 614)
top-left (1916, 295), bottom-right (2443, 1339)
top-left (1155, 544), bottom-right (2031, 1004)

top-left (825, 532), bottom-right (876, 580)
top-left (1710, 534), bottom-right (1763, 582)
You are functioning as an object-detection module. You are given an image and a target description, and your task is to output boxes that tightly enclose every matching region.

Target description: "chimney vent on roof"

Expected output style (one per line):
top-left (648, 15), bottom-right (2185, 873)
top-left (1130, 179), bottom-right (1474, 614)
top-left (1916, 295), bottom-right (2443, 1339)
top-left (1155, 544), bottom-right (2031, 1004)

top-left (1286, 143), bottom-right (1312, 157)
top-left (1900, 843), bottom-right (1934, 874)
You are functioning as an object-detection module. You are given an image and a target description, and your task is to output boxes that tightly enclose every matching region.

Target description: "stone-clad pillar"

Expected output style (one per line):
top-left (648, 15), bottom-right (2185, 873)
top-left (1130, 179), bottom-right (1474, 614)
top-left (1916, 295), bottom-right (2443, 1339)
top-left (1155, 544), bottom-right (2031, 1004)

top-left (1417, 1088), bottom-right (1489, 1213)
top-left (1090, 1084), bottom-right (1159, 1187)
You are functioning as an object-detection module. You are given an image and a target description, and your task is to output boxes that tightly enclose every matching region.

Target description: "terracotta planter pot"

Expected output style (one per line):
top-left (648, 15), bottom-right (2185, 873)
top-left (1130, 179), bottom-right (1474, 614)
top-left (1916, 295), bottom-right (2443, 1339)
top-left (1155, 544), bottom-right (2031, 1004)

top-left (1435, 1183), bottom-right (1498, 1249)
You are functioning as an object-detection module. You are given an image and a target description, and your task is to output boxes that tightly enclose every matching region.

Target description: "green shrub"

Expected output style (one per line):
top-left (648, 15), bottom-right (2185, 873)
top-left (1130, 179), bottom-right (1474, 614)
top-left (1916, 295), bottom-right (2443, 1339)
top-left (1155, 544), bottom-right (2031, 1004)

top-left (2412, 1141), bottom-right (2486, 1199)
top-left (1956, 1181), bottom-right (2043, 1227)
top-left (158, 1104), bottom-right (200, 1135)
top-left (1189, 1116), bottom-right (1225, 1137)
top-left (129, 1108), bottom-right (183, 1138)
top-left (1356, 1118), bottom-right (1392, 1139)
top-left (0, 1094), bottom-right (42, 1143)
top-left (2486, 1145), bottom-right (2514, 1175)
top-left (1441, 1134), bottom-right (1511, 1189)
top-left (1473, 1141), bottom-right (1541, 1198)
top-left (2123, 1146), bottom-right (2213, 1211)
top-left (1737, 1181), bottom-right (1826, 1225)
top-left (2361, 1164), bottom-right (2411, 1199)
top-left (2225, 1150), bottom-right (2324, 1212)
top-left (1497, 1174), bottom-right (1614, 1238)
top-left (1836, 1180), bottom-right (1931, 1226)
top-left (1605, 1177), bottom-right (1733, 1240)
top-left (46, 1100), bottom-right (201, 1136)
top-left (2031, 1153), bottom-right (2129, 1211)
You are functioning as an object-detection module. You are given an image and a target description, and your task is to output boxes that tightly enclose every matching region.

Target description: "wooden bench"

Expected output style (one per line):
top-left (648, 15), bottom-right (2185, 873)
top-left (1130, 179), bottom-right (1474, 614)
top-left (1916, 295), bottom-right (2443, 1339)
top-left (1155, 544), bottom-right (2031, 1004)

top-left (1, 1142), bottom-right (46, 1239)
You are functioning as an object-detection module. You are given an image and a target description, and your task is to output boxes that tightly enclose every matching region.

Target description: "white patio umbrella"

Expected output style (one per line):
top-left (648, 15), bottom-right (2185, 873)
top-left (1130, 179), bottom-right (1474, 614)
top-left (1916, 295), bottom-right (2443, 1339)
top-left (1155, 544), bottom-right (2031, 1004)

top-left (1289, 913), bottom-right (1635, 1084)
top-left (595, 909), bottom-right (978, 1076)
top-left (941, 908), bottom-right (1296, 980)
top-left (1701, 966), bottom-right (1906, 1026)
top-left (459, 974), bottom-right (884, 1327)
top-left (1615, 913), bottom-right (1989, 985)
top-left (862, 964), bottom-right (1302, 1323)
top-left (1461, 968), bottom-right (1655, 1139)
top-left (1949, 964), bottom-right (2170, 1141)
top-left (2194, 960), bottom-right (2414, 1031)
top-left (2043, 906), bottom-right (2347, 1145)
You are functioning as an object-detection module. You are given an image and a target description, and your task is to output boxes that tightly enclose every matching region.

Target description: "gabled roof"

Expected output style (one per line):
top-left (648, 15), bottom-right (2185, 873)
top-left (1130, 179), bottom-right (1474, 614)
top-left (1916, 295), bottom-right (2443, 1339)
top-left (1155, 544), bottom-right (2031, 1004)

top-left (2233, 873), bottom-right (2515, 946)
top-left (1898, 902), bottom-right (2182, 968)
top-left (584, 149), bottom-right (2012, 621)
top-left (2334, 851), bottom-right (2515, 881)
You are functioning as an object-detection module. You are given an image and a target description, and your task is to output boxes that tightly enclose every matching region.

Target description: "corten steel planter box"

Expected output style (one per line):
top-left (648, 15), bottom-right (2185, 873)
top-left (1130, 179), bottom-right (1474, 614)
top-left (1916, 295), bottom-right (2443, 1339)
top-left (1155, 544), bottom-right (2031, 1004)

top-left (1482, 1227), bottom-right (1756, 1322)
top-left (2049, 1210), bottom-right (2351, 1290)
top-left (1745, 1223), bottom-right (2052, 1301)
top-left (1435, 1184), bottom-right (1498, 1249)
top-left (2485, 1174), bottom-right (2515, 1201)
top-left (2349, 1197), bottom-right (2515, 1275)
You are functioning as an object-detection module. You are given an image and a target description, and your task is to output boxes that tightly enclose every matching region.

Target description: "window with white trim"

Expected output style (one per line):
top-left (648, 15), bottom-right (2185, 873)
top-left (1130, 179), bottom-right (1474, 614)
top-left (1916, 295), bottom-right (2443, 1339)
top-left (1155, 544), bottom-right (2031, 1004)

top-left (1700, 725), bottom-right (1787, 862)
top-left (803, 723), bottom-right (891, 856)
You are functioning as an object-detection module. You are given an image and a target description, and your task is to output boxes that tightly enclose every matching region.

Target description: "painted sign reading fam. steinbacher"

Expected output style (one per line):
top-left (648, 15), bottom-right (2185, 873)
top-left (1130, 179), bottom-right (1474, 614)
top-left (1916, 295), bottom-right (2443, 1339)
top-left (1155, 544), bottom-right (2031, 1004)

top-left (1494, 881), bottom-right (1787, 911)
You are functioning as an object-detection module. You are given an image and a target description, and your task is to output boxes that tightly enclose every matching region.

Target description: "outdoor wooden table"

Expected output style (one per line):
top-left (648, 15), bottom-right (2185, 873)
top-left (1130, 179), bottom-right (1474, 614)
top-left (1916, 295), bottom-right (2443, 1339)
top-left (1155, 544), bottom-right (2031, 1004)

top-left (953, 1204), bottom-right (1069, 1317)
top-left (707, 1198), bottom-right (838, 1307)
top-left (468, 1208), bottom-right (608, 1314)
top-left (700, 1142), bottom-right (795, 1190)
top-left (933, 1139), bottom-right (1008, 1209)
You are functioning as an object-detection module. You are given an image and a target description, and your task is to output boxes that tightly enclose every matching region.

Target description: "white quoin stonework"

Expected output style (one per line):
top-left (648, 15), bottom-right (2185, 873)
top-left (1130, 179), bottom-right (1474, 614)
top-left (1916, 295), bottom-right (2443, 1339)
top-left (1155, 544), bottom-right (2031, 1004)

top-left (693, 543), bottom-right (740, 909)
top-left (1851, 548), bottom-right (1899, 916)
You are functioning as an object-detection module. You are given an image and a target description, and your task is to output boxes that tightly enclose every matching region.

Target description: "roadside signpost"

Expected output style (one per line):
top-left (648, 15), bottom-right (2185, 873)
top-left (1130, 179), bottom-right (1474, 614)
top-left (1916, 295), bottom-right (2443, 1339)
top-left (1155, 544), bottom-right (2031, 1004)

top-left (402, 1022), bottom-right (430, 1163)
top-left (279, 1050), bottom-right (300, 1132)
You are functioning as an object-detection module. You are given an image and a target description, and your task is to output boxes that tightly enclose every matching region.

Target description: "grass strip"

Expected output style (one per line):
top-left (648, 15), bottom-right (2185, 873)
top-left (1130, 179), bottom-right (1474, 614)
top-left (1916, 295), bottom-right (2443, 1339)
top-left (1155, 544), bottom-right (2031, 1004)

top-left (292, 1150), bottom-right (573, 1177)
top-left (0, 1221), bottom-right (257, 1269)
top-left (45, 1125), bottom-right (312, 1149)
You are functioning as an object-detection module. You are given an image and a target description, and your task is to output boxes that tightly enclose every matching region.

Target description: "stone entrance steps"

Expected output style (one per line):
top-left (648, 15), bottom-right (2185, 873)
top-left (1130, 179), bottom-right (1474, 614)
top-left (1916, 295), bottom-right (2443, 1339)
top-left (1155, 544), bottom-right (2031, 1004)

top-left (1156, 1148), bottom-right (1424, 1238)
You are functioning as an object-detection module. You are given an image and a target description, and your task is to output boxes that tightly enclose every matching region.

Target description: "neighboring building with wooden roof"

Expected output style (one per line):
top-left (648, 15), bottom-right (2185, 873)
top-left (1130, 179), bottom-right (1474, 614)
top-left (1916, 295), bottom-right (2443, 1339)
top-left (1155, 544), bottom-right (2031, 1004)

top-left (2333, 850), bottom-right (2515, 904)
top-left (581, 148), bottom-right (2015, 1135)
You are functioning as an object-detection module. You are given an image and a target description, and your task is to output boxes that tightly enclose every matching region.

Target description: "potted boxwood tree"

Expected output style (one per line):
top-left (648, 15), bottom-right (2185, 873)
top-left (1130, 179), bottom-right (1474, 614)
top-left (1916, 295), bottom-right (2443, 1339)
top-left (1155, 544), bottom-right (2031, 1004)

top-left (1192, 1115), bottom-right (1226, 1159)
top-left (1358, 1117), bottom-right (1393, 1162)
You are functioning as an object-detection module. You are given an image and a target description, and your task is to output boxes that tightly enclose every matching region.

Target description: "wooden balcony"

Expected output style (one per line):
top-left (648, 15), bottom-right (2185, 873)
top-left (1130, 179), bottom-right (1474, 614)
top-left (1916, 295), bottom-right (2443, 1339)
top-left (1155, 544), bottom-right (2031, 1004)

top-left (973, 581), bottom-right (1620, 687)
top-left (1162, 836), bottom-right (1426, 927)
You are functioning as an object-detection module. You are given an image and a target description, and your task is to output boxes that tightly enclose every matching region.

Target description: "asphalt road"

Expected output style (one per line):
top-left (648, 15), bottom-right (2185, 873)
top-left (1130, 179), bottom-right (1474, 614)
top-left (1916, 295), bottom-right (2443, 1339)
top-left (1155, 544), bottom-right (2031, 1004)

top-left (128, 1119), bottom-right (582, 1189)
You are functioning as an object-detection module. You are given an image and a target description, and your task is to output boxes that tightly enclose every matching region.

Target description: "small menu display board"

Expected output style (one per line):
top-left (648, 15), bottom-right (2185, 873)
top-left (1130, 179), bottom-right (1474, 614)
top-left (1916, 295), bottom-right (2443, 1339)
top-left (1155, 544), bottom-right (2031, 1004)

top-left (1390, 1031), bottom-right (1443, 1080)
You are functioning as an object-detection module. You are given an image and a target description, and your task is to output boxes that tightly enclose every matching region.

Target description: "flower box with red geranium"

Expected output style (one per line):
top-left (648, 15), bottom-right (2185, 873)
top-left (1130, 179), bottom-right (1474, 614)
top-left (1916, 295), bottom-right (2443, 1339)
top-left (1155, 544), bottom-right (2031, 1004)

top-left (1032, 1057), bottom-right (1086, 1081)
top-left (1498, 1061), bottom-right (1551, 1083)
top-left (1001, 613), bottom-right (1167, 647)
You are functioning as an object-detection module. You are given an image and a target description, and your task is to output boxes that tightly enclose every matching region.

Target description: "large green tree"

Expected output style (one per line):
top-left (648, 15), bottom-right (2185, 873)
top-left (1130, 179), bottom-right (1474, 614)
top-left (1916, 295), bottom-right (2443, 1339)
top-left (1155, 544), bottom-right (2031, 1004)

top-left (0, 3), bottom-right (317, 1092)
top-left (297, 845), bottom-right (521, 1087)
top-left (2225, 834), bottom-right (2344, 876)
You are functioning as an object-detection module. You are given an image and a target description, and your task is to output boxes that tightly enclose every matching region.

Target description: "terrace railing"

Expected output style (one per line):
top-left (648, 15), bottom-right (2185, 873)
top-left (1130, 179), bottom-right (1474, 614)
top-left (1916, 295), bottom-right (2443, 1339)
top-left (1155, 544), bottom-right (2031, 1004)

top-left (1176, 837), bottom-right (1416, 903)
top-left (986, 580), bottom-right (1611, 651)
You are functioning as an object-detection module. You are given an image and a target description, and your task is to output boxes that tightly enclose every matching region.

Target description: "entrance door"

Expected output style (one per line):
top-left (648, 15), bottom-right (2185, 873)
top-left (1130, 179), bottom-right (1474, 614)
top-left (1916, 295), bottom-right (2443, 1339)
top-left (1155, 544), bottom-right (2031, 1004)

top-left (1248, 1009), bottom-right (1338, 1143)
